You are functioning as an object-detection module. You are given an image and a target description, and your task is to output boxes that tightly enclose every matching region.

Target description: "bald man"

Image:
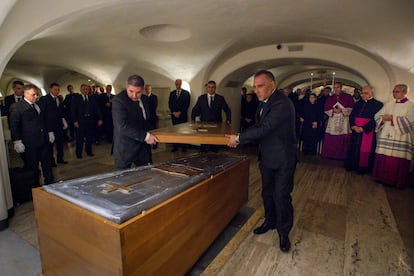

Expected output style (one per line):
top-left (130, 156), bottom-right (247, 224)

top-left (228, 70), bottom-right (297, 253)
top-left (372, 84), bottom-right (414, 188)
top-left (344, 86), bottom-right (383, 174)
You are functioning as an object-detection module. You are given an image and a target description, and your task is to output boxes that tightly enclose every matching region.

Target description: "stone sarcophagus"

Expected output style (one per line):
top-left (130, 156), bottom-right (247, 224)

top-left (33, 153), bottom-right (249, 275)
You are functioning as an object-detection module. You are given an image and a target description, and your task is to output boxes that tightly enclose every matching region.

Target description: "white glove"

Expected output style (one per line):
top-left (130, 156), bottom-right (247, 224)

top-left (48, 132), bottom-right (55, 143)
top-left (62, 118), bottom-right (68, 130)
top-left (14, 140), bottom-right (25, 153)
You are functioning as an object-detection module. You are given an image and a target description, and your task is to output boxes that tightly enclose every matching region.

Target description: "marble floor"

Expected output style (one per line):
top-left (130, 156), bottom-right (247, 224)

top-left (1, 141), bottom-right (414, 275)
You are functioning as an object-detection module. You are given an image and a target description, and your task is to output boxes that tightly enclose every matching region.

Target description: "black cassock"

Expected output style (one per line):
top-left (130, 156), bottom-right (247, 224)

top-left (344, 98), bottom-right (383, 173)
top-left (300, 102), bottom-right (323, 155)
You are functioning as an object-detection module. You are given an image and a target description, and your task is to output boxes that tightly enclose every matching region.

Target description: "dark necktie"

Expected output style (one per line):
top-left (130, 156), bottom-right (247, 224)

top-left (84, 96), bottom-right (90, 114)
top-left (258, 102), bottom-right (266, 120)
top-left (209, 95), bottom-right (214, 108)
top-left (31, 103), bottom-right (40, 114)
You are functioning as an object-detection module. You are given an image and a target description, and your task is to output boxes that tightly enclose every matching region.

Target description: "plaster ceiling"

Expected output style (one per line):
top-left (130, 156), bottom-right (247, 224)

top-left (2, 0), bottom-right (414, 88)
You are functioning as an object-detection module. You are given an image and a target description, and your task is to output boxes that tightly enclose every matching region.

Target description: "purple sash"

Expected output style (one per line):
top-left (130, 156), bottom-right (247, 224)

top-left (355, 117), bottom-right (373, 167)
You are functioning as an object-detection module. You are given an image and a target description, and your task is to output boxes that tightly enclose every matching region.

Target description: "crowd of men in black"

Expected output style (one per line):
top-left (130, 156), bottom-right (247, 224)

top-left (0, 78), bottom-right (235, 187)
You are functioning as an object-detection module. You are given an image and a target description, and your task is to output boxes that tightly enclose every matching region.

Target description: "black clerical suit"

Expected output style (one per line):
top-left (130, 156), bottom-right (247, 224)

top-left (191, 93), bottom-right (231, 123)
top-left (239, 90), bottom-right (297, 237)
top-left (112, 91), bottom-right (152, 169)
top-left (71, 94), bottom-right (102, 157)
top-left (38, 94), bottom-right (65, 163)
top-left (9, 100), bottom-right (54, 186)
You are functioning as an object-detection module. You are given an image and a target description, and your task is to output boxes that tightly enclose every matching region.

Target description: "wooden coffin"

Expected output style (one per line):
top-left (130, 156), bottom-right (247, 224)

top-left (151, 122), bottom-right (237, 145)
top-left (33, 158), bottom-right (249, 275)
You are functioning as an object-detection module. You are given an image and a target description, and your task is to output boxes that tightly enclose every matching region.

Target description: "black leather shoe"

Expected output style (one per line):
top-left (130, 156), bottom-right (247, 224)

top-left (253, 221), bottom-right (276, 235)
top-left (76, 155), bottom-right (82, 159)
top-left (171, 147), bottom-right (178, 152)
top-left (57, 160), bottom-right (68, 164)
top-left (87, 152), bottom-right (95, 157)
top-left (279, 235), bottom-right (291, 252)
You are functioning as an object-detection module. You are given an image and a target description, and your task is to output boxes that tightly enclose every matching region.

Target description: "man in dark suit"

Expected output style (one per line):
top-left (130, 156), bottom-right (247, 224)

top-left (144, 84), bottom-right (159, 130)
top-left (71, 84), bottom-right (102, 158)
top-left (9, 84), bottom-right (55, 186)
top-left (3, 80), bottom-right (24, 119)
top-left (192, 80), bottom-right (231, 152)
top-left (38, 82), bottom-right (68, 165)
top-left (228, 70), bottom-right (297, 253)
top-left (63, 84), bottom-right (76, 141)
top-left (191, 80), bottom-right (231, 123)
top-left (168, 79), bottom-right (190, 152)
top-left (112, 75), bottom-right (158, 169)
top-left (3, 80), bottom-right (26, 166)
top-left (98, 84), bottom-right (114, 143)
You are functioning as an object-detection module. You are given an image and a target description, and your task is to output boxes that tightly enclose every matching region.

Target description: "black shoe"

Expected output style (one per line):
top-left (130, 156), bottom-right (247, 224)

top-left (171, 147), bottom-right (178, 152)
top-left (181, 148), bottom-right (187, 152)
top-left (87, 152), bottom-right (95, 157)
top-left (76, 155), bottom-right (83, 159)
top-left (57, 160), bottom-right (68, 164)
top-left (51, 162), bottom-right (57, 167)
top-left (253, 221), bottom-right (276, 235)
top-left (279, 235), bottom-right (291, 252)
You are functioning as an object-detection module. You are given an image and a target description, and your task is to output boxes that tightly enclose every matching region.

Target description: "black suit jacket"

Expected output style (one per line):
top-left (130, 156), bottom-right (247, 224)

top-left (3, 94), bottom-right (17, 117)
top-left (168, 89), bottom-right (190, 125)
top-left (112, 91), bottom-right (152, 165)
top-left (38, 94), bottom-right (65, 132)
top-left (147, 93), bottom-right (158, 130)
top-left (191, 93), bottom-right (231, 123)
top-left (240, 90), bottom-right (297, 170)
top-left (70, 94), bottom-right (102, 125)
top-left (98, 93), bottom-right (114, 113)
top-left (63, 93), bottom-right (76, 120)
top-left (9, 100), bottom-right (50, 148)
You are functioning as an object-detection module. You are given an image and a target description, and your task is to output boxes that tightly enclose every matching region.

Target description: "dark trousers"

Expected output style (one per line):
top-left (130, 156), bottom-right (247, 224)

top-left (50, 128), bottom-right (64, 162)
top-left (75, 121), bottom-right (95, 156)
top-left (259, 163), bottom-right (295, 236)
top-left (115, 145), bottom-right (152, 170)
top-left (24, 144), bottom-right (54, 186)
top-left (68, 118), bottom-right (75, 139)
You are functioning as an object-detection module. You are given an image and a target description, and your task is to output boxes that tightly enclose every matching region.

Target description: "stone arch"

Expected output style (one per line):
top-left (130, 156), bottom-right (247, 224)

top-left (210, 42), bottom-right (395, 103)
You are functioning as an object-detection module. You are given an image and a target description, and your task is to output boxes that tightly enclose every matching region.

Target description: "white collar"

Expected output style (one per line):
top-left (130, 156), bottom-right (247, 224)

top-left (24, 98), bottom-right (33, 105)
top-left (263, 89), bottom-right (276, 103)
